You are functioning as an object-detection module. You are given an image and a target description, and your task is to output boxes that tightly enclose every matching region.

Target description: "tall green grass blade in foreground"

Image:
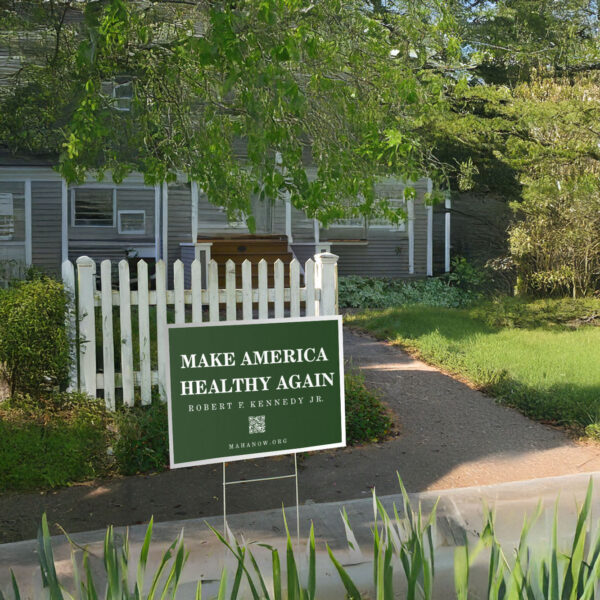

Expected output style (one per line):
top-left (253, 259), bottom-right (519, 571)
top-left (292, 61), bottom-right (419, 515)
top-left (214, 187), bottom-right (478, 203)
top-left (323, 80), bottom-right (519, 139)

top-left (326, 543), bottom-right (363, 600)
top-left (4, 478), bottom-right (600, 600)
top-left (307, 523), bottom-right (316, 600)
top-left (136, 516), bottom-right (154, 599)
top-left (37, 513), bottom-right (66, 600)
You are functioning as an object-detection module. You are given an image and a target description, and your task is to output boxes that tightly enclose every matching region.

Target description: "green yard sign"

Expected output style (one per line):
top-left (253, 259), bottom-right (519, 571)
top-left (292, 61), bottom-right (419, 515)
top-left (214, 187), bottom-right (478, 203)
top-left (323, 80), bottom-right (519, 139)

top-left (166, 316), bottom-right (345, 468)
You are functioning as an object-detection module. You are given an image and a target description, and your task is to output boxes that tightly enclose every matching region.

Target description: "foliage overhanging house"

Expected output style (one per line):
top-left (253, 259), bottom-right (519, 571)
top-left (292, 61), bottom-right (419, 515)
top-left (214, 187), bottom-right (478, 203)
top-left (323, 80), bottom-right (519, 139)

top-left (0, 8), bottom-right (450, 284)
top-left (0, 153), bottom-right (450, 286)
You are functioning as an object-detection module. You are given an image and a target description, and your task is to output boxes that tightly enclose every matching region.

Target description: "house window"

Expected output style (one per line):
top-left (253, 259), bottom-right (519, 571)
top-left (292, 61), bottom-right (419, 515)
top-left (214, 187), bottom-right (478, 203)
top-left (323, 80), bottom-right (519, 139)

top-left (118, 210), bottom-right (146, 235)
top-left (0, 193), bottom-right (14, 240)
top-left (101, 78), bottom-right (133, 111)
top-left (330, 196), bottom-right (366, 228)
top-left (113, 80), bottom-right (133, 111)
top-left (369, 198), bottom-right (407, 232)
top-left (331, 215), bottom-right (365, 228)
top-left (72, 188), bottom-right (115, 227)
top-left (217, 206), bottom-right (247, 229)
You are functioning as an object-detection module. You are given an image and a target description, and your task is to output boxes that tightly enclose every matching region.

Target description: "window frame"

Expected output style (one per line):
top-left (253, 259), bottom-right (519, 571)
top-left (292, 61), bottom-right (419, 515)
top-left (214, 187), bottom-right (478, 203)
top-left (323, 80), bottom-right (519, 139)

top-left (118, 209), bottom-right (146, 235)
top-left (71, 187), bottom-right (117, 228)
top-left (112, 80), bottom-right (133, 112)
top-left (0, 192), bottom-right (15, 241)
top-left (368, 197), bottom-right (407, 232)
top-left (329, 215), bottom-right (365, 228)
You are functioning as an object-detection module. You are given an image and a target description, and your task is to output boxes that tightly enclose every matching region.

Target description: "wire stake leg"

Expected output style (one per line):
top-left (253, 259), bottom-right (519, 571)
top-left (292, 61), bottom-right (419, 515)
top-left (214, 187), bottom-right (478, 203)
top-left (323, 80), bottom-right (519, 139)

top-left (223, 462), bottom-right (227, 536)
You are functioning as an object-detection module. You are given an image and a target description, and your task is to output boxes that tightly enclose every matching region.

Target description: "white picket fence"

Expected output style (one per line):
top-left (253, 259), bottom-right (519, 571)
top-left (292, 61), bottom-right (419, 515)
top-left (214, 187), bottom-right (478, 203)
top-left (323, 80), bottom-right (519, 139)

top-left (62, 253), bottom-right (339, 410)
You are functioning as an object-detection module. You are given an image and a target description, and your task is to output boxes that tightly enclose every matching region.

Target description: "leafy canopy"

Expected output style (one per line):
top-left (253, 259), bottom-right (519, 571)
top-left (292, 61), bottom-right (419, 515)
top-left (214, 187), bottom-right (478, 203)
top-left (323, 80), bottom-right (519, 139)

top-left (0, 0), bottom-right (461, 223)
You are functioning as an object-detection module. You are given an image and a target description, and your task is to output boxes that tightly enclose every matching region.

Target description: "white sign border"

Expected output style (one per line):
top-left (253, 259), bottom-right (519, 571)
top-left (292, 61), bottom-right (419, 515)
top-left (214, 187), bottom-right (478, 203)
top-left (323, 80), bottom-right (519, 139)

top-left (166, 315), bottom-right (345, 469)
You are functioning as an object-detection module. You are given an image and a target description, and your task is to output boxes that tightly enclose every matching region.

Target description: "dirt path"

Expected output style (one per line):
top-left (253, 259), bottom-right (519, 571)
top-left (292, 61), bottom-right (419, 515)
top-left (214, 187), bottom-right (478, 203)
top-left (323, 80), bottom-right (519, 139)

top-left (1, 328), bottom-right (599, 544)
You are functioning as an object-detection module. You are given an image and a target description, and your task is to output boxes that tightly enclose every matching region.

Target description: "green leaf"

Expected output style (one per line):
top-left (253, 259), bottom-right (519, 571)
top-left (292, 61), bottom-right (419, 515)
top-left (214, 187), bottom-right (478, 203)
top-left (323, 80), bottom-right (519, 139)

top-left (326, 544), bottom-right (362, 600)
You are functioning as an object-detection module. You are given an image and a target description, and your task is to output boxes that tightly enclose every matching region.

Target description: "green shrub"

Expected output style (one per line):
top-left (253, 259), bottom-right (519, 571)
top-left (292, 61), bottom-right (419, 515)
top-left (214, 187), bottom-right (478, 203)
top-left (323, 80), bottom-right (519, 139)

top-left (110, 376), bottom-right (392, 476)
top-left (113, 400), bottom-right (169, 475)
top-left (0, 276), bottom-right (71, 397)
top-left (345, 372), bottom-right (393, 444)
top-left (338, 275), bottom-right (478, 309)
top-left (0, 392), bottom-right (111, 491)
top-left (443, 256), bottom-right (491, 295)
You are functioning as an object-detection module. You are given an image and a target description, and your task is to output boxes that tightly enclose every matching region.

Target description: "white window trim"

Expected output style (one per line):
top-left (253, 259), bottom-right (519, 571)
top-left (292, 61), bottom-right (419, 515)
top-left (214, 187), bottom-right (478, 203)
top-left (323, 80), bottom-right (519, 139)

top-left (118, 209), bottom-right (146, 235)
top-left (71, 186), bottom-right (117, 228)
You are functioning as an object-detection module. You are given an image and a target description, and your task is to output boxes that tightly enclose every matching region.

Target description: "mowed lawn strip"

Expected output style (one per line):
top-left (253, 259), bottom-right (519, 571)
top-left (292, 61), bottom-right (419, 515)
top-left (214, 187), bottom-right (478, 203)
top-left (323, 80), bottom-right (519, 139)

top-left (346, 300), bottom-right (600, 432)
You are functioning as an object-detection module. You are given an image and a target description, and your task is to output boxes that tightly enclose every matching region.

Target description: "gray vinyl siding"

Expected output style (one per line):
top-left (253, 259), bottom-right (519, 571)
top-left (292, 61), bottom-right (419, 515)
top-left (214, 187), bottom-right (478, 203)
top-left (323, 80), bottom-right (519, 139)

top-left (335, 240), bottom-right (408, 278)
top-left (31, 181), bottom-right (62, 276)
top-left (167, 184), bottom-right (192, 283)
top-left (197, 191), bottom-right (235, 233)
top-left (433, 203), bottom-right (446, 275)
top-left (271, 198), bottom-right (286, 235)
top-left (413, 190), bottom-right (428, 276)
top-left (291, 205), bottom-right (314, 241)
top-left (321, 178), bottom-right (429, 278)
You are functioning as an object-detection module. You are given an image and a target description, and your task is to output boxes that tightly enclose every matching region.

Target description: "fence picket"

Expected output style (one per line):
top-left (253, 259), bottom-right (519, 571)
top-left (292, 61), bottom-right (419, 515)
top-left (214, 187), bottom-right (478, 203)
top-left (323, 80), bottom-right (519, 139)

top-left (137, 260), bottom-right (152, 406)
top-left (119, 260), bottom-right (134, 406)
top-left (226, 260), bottom-right (236, 321)
top-left (156, 260), bottom-right (168, 402)
top-left (305, 258), bottom-right (315, 317)
top-left (258, 259), bottom-right (268, 319)
top-left (208, 260), bottom-right (219, 322)
top-left (174, 259), bottom-right (185, 324)
top-left (191, 258), bottom-right (202, 323)
top-left (61, 260), bottom-right (77, 392)
top-left (241, 260), bottom-right (252, 320)
top-left (274, 259), bottom-right (284, 318)
top-left (290, 259), bottom-right (300, 317)
top-left (100, 260), bottom-right (115, 410)
top-left (76, 257), bottom-right (96, 398)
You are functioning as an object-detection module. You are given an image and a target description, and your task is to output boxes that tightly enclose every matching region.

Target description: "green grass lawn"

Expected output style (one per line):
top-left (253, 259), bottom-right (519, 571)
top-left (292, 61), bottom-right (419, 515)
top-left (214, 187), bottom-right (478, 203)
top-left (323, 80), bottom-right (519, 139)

top-left (345, 297), bottom-right (600, 434)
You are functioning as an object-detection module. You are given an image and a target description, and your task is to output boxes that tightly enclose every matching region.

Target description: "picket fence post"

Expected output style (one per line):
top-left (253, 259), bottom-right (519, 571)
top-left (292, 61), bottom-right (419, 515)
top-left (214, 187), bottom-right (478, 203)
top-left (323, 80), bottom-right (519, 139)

top-left (119, 259), bottom-right (134, 407)
top-left (156, 260), bottom-right (168, 402)
top-left (61, 260), bottom-right (77, 392)
top-left (315, 252), bottom-right (339, 316)
top-left (76, 256), bottom-right (96, 397)
top-left (100, 260), bottom-right (115, 410)
top-left (138, 260), bottom-right (152, 406)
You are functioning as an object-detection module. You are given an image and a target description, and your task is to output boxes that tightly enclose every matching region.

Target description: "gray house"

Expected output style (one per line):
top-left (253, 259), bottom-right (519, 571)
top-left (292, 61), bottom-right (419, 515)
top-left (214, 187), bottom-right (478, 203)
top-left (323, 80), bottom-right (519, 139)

top-left (0, 153), bottom-right (450, 286)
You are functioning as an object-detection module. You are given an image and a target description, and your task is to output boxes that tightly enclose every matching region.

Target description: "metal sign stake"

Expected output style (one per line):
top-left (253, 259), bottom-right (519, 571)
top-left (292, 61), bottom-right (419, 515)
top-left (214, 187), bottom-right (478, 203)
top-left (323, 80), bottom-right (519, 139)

top-left (222, 453), bottom-right (301, 547)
